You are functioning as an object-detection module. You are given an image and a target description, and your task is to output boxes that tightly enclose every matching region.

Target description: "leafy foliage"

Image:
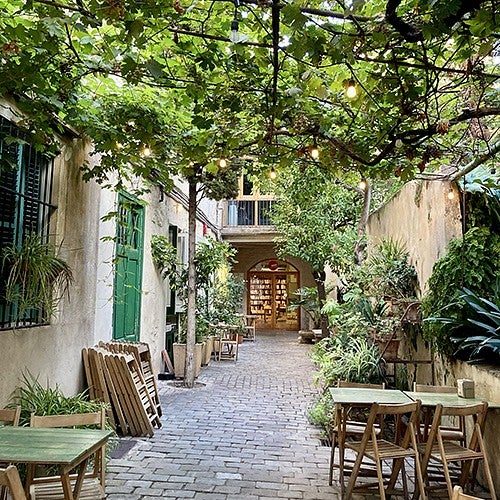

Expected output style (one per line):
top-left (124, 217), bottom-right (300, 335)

top-left (1, 234), bottom-right (73, 323)
top-left (422, 226), bottom-right (500, 355)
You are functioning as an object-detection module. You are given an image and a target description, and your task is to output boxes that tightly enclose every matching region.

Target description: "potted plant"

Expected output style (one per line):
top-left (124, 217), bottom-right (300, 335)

top-left (1, 233), bottom-right (73, 324)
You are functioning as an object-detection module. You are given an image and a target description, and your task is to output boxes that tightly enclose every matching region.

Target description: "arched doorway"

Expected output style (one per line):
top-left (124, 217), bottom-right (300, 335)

top-left (247, 259), bottom-right (300, 330)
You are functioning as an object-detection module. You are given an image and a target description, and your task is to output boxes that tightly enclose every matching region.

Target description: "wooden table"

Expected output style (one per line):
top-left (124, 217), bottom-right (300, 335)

top-left (405, 391), bottom-right (500, 409)
top-left (329, 388), bottom-right (414, 491)
top-left (0, 426), bottom-right (113, 500)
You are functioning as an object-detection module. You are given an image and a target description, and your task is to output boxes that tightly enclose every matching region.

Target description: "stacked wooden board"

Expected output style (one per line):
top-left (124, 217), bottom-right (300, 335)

top-left (82, 342), bottom-right (162, 437)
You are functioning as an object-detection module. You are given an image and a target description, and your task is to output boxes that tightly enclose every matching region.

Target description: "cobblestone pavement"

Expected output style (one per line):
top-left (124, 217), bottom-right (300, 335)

top-left (106, 330), bottom-right (344, 499)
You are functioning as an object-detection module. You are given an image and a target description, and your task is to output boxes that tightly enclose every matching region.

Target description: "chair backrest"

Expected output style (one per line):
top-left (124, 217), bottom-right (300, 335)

top-left (30, 409), bottom-right (107, 486)
top-left (0, 407), bottom-right (21, 427)
top-left (452, 486), bottom-right (482, 500)
top-left (0, 466), bottom-right (27, 500)
top-left (361, 401), bottom-right (421, 448)
top-left (413, 382), bottom-right (456, 393)
top-left (30, 409), bottom-right (106, 429)
top-left (338, 380), bottom-right (385, 389)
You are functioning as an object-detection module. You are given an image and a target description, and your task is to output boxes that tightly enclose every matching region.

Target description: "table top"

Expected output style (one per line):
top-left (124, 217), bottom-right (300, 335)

top-left (329, 387), bottom-right (413, 405)
top-left (0, 427), bottom-right (113, 465)
top-left (405, 391), bottom-right (500, 409)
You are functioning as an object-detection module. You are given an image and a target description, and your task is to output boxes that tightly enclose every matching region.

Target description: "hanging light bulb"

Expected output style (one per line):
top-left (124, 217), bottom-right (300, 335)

top-left (310, 145), bottom-right (319, 159)
top-left (142, 145), bottom-right (152, 157)
top-left (219, 158), bottom-right (227, 168)
top-left (448, 187), bottom-right (455, 200)
top-left (229, 19), bottom-right (239, 43)
top-left (346, 79), bottom-right (357, 98)
top-left (269, 167), bottom-right (277, 180)
top-left (359, 179), bottom-right (367, 190)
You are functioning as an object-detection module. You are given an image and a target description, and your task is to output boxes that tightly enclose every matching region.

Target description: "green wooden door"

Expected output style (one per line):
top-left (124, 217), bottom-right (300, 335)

top-left (113, 193), bottom-right (145, 341)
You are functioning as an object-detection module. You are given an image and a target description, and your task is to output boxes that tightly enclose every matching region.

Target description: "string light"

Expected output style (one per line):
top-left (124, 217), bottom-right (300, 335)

top-left (448, 187), bottom-right (455, 200)
top-left (310, 145), bottom-right (319, 159)
top-left (269, 167), bottom-right (277, 180)
top-left (359, 179), bottom-right (367, 190)
top-left (219, 158), bottom-right (227, 168)
top-left (142, 145), bottom-right (152, 157)
top-left (346, 79), bottom-right (357, 98)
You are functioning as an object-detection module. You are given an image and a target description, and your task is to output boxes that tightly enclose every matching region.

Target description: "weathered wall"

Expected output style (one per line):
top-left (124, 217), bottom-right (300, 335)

top-left (367, 180), bottom-right (462, 293)
top-left (367, 179), bottom-right (500, 492)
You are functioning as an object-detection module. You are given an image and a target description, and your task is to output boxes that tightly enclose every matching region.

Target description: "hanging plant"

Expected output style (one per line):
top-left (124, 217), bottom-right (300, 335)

top-left (1, 234), bottom-right (73, 323)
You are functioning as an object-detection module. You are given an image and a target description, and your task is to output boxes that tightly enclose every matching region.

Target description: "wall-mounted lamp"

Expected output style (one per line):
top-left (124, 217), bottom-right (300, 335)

top-left (346, 79), bottom-right (357, 98)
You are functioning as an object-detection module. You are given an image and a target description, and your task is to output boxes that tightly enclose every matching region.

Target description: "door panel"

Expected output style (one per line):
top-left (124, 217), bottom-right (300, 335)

top-left (113, 194), bottom-right (144, 341)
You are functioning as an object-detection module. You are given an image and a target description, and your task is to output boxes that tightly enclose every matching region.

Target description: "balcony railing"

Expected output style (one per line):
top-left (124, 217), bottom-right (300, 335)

top-left (226, 200), bottom-right (276, 226)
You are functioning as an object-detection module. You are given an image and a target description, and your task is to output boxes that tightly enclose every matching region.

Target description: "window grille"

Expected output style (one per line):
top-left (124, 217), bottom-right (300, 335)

top-left (0, 116), bottom-right (56, 329)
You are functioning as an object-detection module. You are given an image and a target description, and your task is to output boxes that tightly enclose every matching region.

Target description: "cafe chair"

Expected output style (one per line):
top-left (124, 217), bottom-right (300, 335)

top-left (217, 327), bottom-right (239, 361)
top-left (0, 406), bottom-right (21, 500)
top-left (418, 402), bottom-right (496, 500)
top-left (0, 466), bottom-right (27, 500)
top-left (328, 381), bottom-right (385, 486)
top-left (243, 315), bottom-right (256, 341)
top-left (413, 383), bottom-right (466, 445)
top-left (344, 400), bottom-right (426, 500)
top-left (451, 485), bottom-right (482, 500)
top-left (29, 409), bottom-right (107, 500)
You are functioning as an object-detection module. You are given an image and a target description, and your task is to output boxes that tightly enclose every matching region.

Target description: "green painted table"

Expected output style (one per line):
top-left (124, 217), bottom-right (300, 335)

top-left (0, 426), bottom-right (113, 499)
top-left (404, 391), bottom-right (500, 409)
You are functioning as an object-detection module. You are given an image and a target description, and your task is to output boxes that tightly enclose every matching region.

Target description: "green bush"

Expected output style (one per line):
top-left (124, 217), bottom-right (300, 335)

top-left (422, 227), bottom-right (500, 355)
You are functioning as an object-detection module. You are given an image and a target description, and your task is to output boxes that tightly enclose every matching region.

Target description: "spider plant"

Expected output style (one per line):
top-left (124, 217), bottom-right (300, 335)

top-left (1, 233), bottom-right (73, 322)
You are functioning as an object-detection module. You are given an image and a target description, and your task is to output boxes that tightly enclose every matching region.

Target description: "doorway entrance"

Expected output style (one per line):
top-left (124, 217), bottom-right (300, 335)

top-left (247, 260), bottom-right (300, 331)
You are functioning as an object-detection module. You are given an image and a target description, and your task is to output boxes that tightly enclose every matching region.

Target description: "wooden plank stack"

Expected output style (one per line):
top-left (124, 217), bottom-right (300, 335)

top-left (82, 341), bottom-right (162, 437)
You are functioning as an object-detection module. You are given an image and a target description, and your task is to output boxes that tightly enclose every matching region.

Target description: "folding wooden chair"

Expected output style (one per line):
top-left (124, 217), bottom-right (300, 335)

top-left (0, 406), bottom-right (21, 500)
top-left (29, 409), bottom-right (107, 499)
top-left (344, 400), bottom-right (426, 500)
top-left (328, 381), bottom-right (385, 486)
top-left (243, 315), bottom-right (256, 341)
top-left (217, 327), bottom-right (239, 361)
top-left (451, 485), bottom-right (482, 500)
top-left (413, 383), bottom-right (466, 445)
top-left (419, 402), bottom-right (496, 500)
top-left (0, 466), bottom-right (27, 500)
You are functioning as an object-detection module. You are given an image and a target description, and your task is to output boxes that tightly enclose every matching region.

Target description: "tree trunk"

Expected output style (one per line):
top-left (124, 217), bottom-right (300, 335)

top-left (184, 177), bottom-right (197, 388)
top-left (313, 270), bottom-right (329, 337)
top-left (354, 179), bottom-right (372, 265)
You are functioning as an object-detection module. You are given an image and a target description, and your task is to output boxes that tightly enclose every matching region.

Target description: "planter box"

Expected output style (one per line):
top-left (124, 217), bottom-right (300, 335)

top-left (202, 337), bottom-right (215, 366)
top-left (173, 343), bottom-right (202, 378)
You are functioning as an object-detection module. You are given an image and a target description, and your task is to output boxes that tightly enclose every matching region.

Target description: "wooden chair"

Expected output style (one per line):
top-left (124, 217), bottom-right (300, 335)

top-left (419, 402), bottom-right (496, 500)
top-left (0, 407), bottom-right (21, 427)
top-left (0, 406), bottom-right (21, 500)
top-left (344, 400), bottom-right (426, 500)
top-left (328, 381), bottom-right (385, 487)
top-left (0, 466), bottom-right (27, 500)
top-left (29, 409), bottom-right (107, 500)
top-left (217, 327), bottom-right (239, 361)
top-left (451, 485), bottom-right (482, 500)
top-left (413, 383), bottom-right (466, 445)
top-left (243, 315), bottom-right (256, 341)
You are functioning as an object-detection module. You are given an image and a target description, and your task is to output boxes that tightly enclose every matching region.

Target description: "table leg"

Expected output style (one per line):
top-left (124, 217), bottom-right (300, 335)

top-left (59, 457), bottom-right (89, 500)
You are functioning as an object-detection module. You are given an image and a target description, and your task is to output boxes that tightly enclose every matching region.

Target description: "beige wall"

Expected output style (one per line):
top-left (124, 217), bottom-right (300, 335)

top-left (367, 180), bottom-right (462, 293)
top-left (0, 105), bottom-right (220, 406)
top-left (367, 179), bottom-right (500, 492)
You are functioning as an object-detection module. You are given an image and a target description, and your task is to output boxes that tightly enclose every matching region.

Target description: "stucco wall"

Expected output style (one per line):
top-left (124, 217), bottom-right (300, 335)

top-left (367, 180), bottom-right (462, 293)
top-left (367, 179), bottom-right (500, 492)
top-left (0, 136), bottom-right (107, 406)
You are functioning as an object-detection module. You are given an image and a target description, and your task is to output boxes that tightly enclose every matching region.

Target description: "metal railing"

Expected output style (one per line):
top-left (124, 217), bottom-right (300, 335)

top-left (226, 200), bottom-right (276, 226)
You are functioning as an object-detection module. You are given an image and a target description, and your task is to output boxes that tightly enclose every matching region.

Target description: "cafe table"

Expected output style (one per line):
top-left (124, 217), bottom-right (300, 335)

top-left (328, 387), bottom-right (414, 491)
top-left (0, 426), bottom-right (113, 500)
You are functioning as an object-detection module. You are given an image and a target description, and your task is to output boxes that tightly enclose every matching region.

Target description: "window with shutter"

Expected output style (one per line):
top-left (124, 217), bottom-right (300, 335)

top-left (0, 116), bottom-right (56, 329)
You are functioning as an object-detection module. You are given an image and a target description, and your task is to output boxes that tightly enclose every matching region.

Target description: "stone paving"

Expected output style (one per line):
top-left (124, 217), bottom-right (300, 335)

top-left (105, 330), bottom-right (344, 499)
